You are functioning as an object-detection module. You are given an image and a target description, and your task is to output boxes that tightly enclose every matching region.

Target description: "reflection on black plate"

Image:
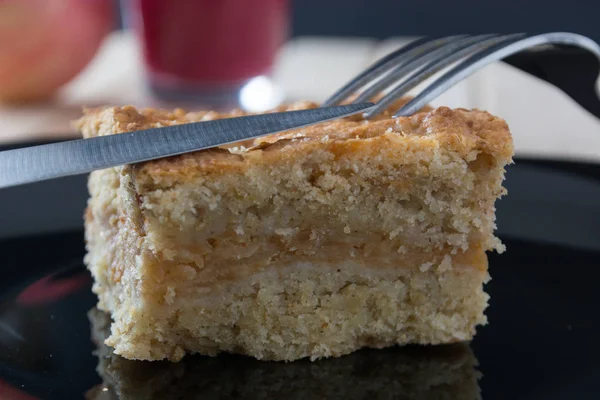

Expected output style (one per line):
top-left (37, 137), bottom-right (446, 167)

top-left (1, 158), bottom-right (600, 399)
top-left (87, 308), bottom-right (479, 400)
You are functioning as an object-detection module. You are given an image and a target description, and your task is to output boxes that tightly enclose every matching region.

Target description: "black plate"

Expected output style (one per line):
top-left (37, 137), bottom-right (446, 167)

top-left (1, 158), bottom-right (600, 400)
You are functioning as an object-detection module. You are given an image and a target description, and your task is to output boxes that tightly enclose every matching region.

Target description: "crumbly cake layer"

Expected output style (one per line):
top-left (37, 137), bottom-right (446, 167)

top-left (88, 308), bottom-right (481, 400)
top-left (79, 102), bottom-right (513, 361)
top-left (100, 258), bottom-right (488, 361)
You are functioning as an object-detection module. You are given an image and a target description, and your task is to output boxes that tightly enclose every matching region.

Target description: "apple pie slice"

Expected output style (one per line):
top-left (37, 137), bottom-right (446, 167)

top-left (78, 102), bottom-right (513, 361)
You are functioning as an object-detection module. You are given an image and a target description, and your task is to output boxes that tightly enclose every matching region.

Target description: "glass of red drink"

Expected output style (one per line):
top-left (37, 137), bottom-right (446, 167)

top-left (129, 0), bottom-right (289, 109)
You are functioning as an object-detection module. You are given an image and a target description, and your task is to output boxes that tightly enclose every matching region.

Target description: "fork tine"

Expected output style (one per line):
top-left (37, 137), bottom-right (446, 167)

top-left (354, 34), bottom-right (499, 104)
top-left (393, 32), bottom-right (600, 117)
top-left (363, 34), bottom-right (524, 118)
top-left (322, 35), bottom-right (465, 106)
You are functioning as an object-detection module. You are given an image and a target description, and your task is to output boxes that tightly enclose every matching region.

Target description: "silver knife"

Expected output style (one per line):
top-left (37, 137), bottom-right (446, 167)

top-left (0, 103), bottom-right (374, 189)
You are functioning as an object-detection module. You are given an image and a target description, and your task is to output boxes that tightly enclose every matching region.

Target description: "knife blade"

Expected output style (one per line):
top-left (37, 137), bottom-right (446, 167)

top-left (0, 103), bottom-right (374, 189)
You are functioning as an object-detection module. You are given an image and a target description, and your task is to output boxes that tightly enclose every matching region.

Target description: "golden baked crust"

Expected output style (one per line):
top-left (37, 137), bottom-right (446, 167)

top-left (76, 102), bottom-right (513, 185)
top-left (80, 101), bottom-right (513, 362)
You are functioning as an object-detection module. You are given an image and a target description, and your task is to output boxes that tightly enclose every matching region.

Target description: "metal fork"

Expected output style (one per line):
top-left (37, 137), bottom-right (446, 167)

top-left (323, 32), bottom-right (600, 119)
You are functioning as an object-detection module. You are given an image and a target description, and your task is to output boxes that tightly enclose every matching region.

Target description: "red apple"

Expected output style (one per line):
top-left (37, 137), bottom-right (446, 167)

top-left (0, 0), bottom-right (113, 102)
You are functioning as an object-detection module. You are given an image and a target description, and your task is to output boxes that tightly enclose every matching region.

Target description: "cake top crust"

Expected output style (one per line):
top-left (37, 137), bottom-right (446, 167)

top-left (75, 101), bottom-right (514, 185)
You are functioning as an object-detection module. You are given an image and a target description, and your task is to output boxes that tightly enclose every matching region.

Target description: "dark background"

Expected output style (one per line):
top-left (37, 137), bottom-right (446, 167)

top-left (290, 0), bottom-right (600, 41)
top-left (114, 0), bottom-right (600, 41)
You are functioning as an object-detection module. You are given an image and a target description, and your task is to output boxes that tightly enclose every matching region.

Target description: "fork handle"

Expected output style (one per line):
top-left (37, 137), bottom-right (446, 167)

top-left (503, 46), bottom-right (600, 119)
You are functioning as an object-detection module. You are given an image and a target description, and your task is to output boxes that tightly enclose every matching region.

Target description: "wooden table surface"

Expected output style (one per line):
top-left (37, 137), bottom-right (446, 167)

top-left (1, 31), bottom-right (599, 162)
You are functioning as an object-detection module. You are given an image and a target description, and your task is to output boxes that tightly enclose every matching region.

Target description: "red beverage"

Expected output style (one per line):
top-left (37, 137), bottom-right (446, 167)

top-left (131, 0), bottom-right (289, 106)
